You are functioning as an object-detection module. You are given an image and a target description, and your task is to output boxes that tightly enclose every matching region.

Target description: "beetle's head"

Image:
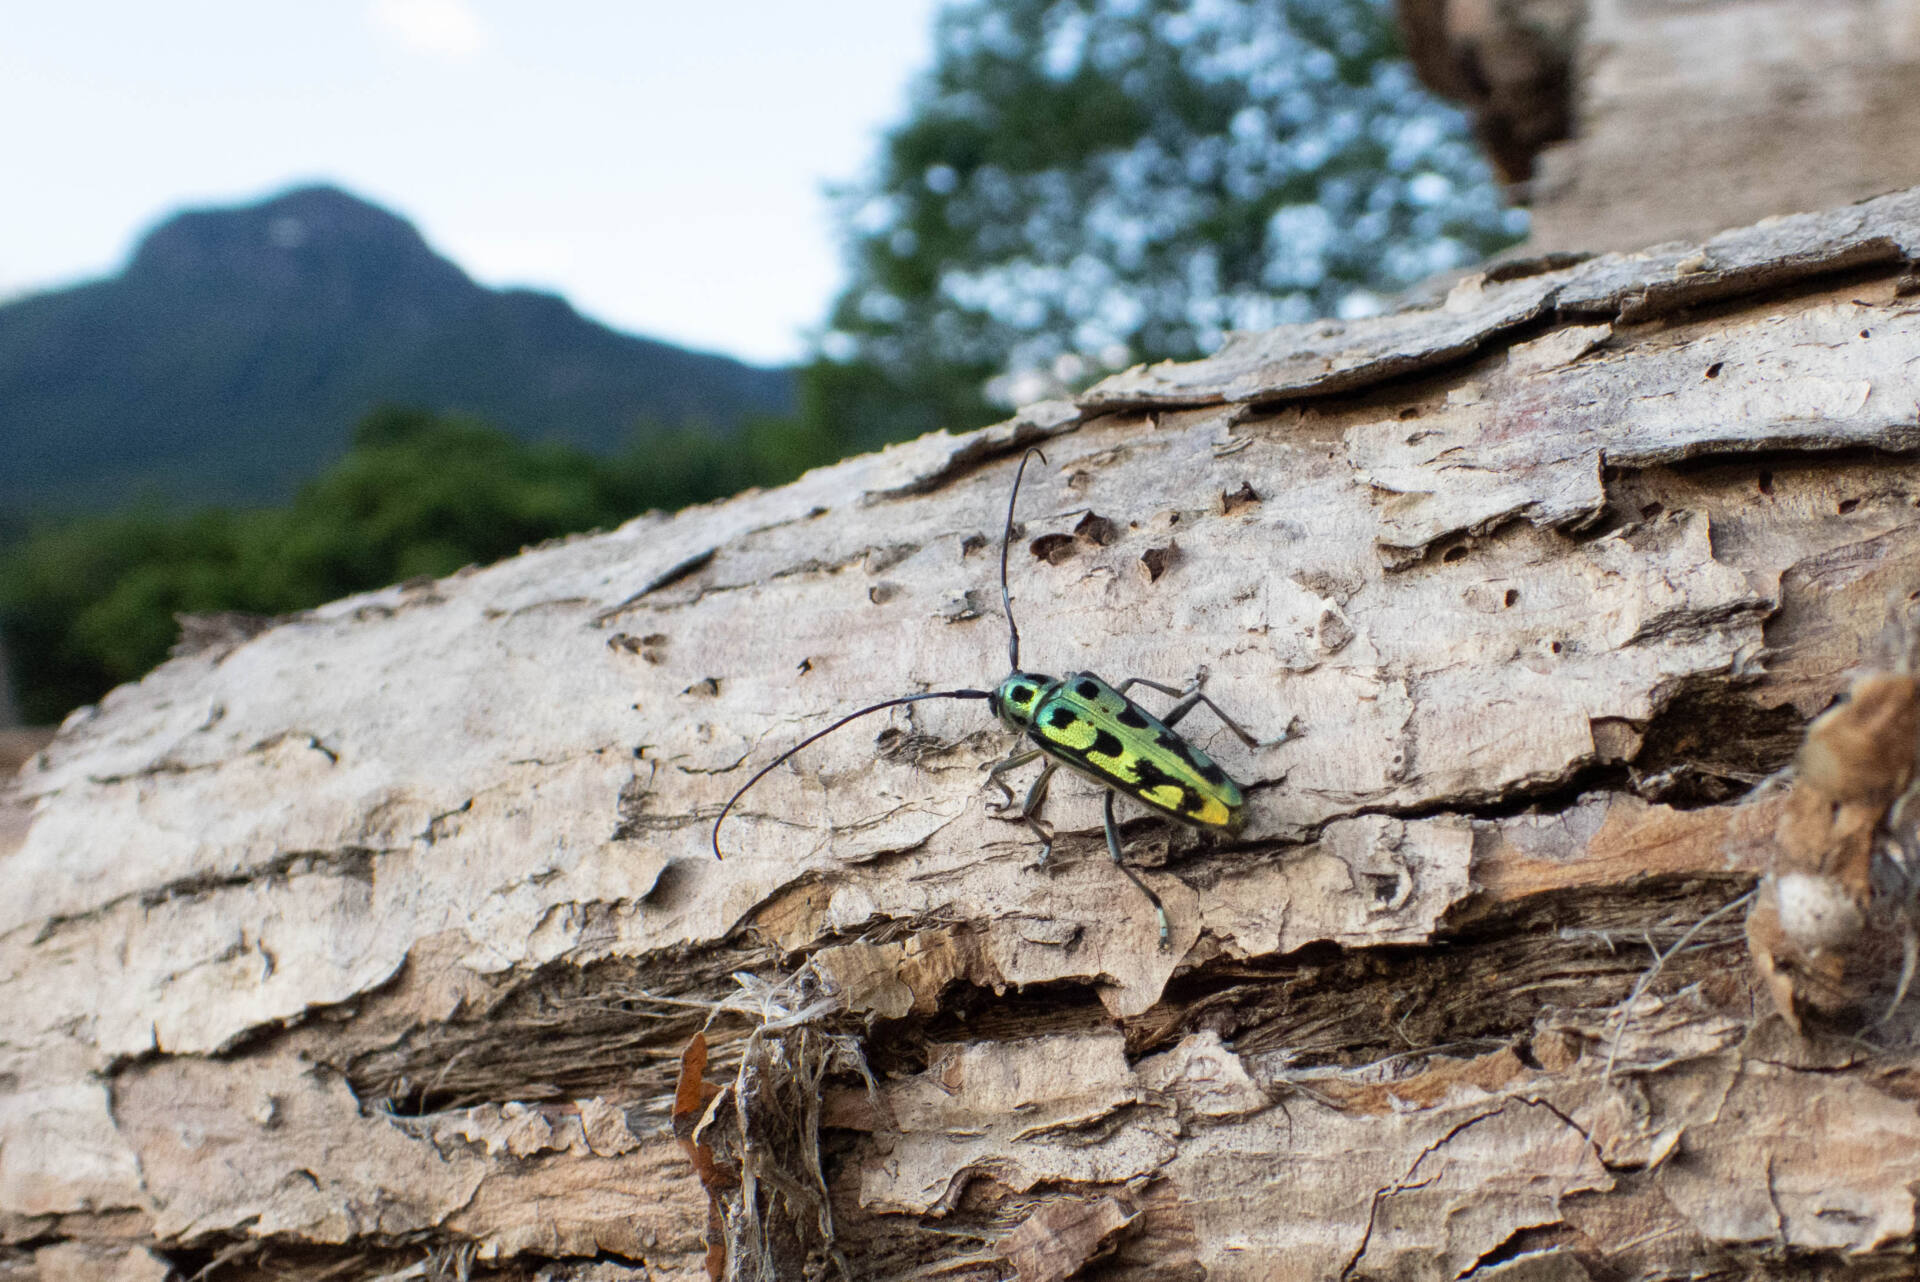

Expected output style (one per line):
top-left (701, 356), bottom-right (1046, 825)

top-left (988, 672), bottom-right (1052, 732)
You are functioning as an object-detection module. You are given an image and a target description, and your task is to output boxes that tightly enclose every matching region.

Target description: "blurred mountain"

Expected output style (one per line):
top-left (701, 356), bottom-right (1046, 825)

top-left (0, 185), bottom-right (796, 513)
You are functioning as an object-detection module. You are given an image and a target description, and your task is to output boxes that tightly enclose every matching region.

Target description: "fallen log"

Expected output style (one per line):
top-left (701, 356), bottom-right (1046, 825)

top-left (9, 189), bottom-right (1920, 1281)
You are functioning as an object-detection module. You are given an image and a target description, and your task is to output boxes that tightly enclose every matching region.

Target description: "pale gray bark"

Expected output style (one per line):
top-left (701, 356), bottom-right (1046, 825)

top-left (1401, 0), bottom-right (1920, 255)
top-left (9, 191), bottom-right (1920, 1280)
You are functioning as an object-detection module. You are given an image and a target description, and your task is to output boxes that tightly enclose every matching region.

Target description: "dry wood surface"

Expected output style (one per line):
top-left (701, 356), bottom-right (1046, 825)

top-left (9, 189), bottom-right (1920, 1281)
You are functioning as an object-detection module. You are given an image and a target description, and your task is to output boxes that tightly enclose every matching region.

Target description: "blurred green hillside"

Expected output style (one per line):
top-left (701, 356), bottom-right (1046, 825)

top-left (0, 407), bottom-right (845, 725)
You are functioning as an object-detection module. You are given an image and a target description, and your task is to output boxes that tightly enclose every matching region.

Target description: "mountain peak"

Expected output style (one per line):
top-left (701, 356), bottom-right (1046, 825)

top-left (124, 183), bottom-right (467, 297)
top-left (0, 184), bottom-right (794, 513)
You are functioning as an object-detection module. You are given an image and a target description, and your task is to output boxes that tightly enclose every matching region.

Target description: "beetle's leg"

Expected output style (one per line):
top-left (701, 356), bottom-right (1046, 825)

top-left (983, 749), bottom-right (1057, 863)
top-left (1113, 675), bottom-right (1184, 700)
top-left (1117, 671), bottom-right (1295, 749)
top-left (1157, 687), bottom-right (1269, 748)
top-left (982, 747), bottom-right (1045, 811)
top-left (1019, 762), bottom-right (1058, 865)
top-left (1104, 790), bottom-right (1170, 948)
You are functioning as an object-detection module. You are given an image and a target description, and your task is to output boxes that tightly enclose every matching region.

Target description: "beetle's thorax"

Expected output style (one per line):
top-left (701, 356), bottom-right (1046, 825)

top-left (989, 671), bottom-right (1058, 731)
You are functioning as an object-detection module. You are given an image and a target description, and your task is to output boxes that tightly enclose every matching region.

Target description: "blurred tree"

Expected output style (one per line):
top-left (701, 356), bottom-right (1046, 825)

top-left (0, 507), bottom-right (254, 723)
top-left (0, 407), bottom-right (848, 724)
top-left (248, 407), bottom-right (633, 608)
top-left (813, 0), bottom-right (1525, 442)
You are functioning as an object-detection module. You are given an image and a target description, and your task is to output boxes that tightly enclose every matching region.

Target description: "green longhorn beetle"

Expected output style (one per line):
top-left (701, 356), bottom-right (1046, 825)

top-left (711, 447), bottom-right (1282, 944)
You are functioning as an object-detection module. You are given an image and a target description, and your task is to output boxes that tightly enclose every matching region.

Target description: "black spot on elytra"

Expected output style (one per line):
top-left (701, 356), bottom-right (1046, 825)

top-left (1010, 685), bottom-right (1034, 704)
top-left (1075, 680), bottom-right (1101, 700)
top-left (1132, 759), bottom-right (1177, 790)
top-left (1092, 730), bottom-right (1125, 758)
top-left (1048, 707), bottom-right (1079, 730)
top-left (1116, 705), bottom-right (1149, 729)
top-left (1155, 731), bottom-right (1203, 770)
top-left (1198, 761), bottom-right (1227, 786)
top-left (1179, 787), bottom-right (1206, 816)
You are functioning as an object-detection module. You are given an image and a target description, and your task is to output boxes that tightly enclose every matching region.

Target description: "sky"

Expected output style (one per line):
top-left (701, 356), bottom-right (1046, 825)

top-left (0, 0), bottom-right (945, 366)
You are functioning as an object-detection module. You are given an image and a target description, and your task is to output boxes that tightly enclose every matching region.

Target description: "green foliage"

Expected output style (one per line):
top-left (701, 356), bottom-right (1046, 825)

top-left (0, 407), bottom-right (846, 725)
top-left (809, 0), bottom-right (1526, 442)
top-left (1, 507), bottom-right (252, 722)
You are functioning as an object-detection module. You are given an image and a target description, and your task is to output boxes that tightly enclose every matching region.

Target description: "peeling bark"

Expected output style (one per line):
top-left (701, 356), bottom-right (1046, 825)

top-left (10, 191), bottom-right (1920, 1280)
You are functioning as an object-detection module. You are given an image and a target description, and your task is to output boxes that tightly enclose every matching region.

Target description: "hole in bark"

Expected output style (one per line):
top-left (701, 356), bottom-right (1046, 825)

top-left (1503, 589), bottom-right (1519, 607)
top-left (1073, 512), bottom-right (1118, 545)
top-left (1550, 641), bottom-right (1562, 654)
top-left (1366, 874), bottom-right (1402, 905)
top-left (1442, 545), bottom-right (1468, 563)
top-left (904, 978), bottom-right (1119, 1070)
top-left (1861, 329), bottom-right (1873, 339)
top-left (1397, 406), bottom-right (1421, 419)
top-left (1757, 471), bottom-right (1774, 495)
top-left (1704, 362), bottom-right (1723, 379)
top-left (1839, 498), bottom-right (1861, 514)
top-left (1631, 683), bottom-right (1804, 807)
top-left (1640, 502), bottom-right (1664, 519)
top-left (1221, 482), bottom-right (1262, 514)
top-left (158, 1247), bottom-right (224, 1278)
top-left (642, 860), bottom-right (700, 910)
top-left (1029, 533), bottom-right (1077, 564)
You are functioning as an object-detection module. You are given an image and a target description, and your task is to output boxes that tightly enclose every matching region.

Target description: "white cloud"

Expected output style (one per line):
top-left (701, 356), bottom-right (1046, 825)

top-left (368, 0), bottom-right (491, 60)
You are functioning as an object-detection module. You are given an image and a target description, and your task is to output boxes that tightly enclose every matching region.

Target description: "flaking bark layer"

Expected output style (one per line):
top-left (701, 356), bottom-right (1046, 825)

top-left (10, 190), bottom-right (1920, 1280)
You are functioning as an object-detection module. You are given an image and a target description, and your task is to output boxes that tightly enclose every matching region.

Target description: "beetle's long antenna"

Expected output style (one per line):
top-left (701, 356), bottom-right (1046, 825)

top-left (712, 689), bottom-right (992, 859)
top-left (1001, 446), bottom-right (1047, 671)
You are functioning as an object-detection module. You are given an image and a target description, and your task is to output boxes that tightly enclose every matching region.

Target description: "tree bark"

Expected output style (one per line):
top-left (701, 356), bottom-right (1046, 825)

top-left (1399, 0), bottom-right (1920, 257)
top-left (10, 189), bottom-right (1920, 1281)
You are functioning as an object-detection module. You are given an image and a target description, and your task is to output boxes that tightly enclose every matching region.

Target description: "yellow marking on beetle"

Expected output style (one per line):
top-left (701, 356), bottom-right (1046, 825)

top-left (1183, 795), bottom-right (1234, 827)
top-left (1038, 714), bottom-right (1101, 753)
top-left (1142, 783), bottom-right (1186, 812)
